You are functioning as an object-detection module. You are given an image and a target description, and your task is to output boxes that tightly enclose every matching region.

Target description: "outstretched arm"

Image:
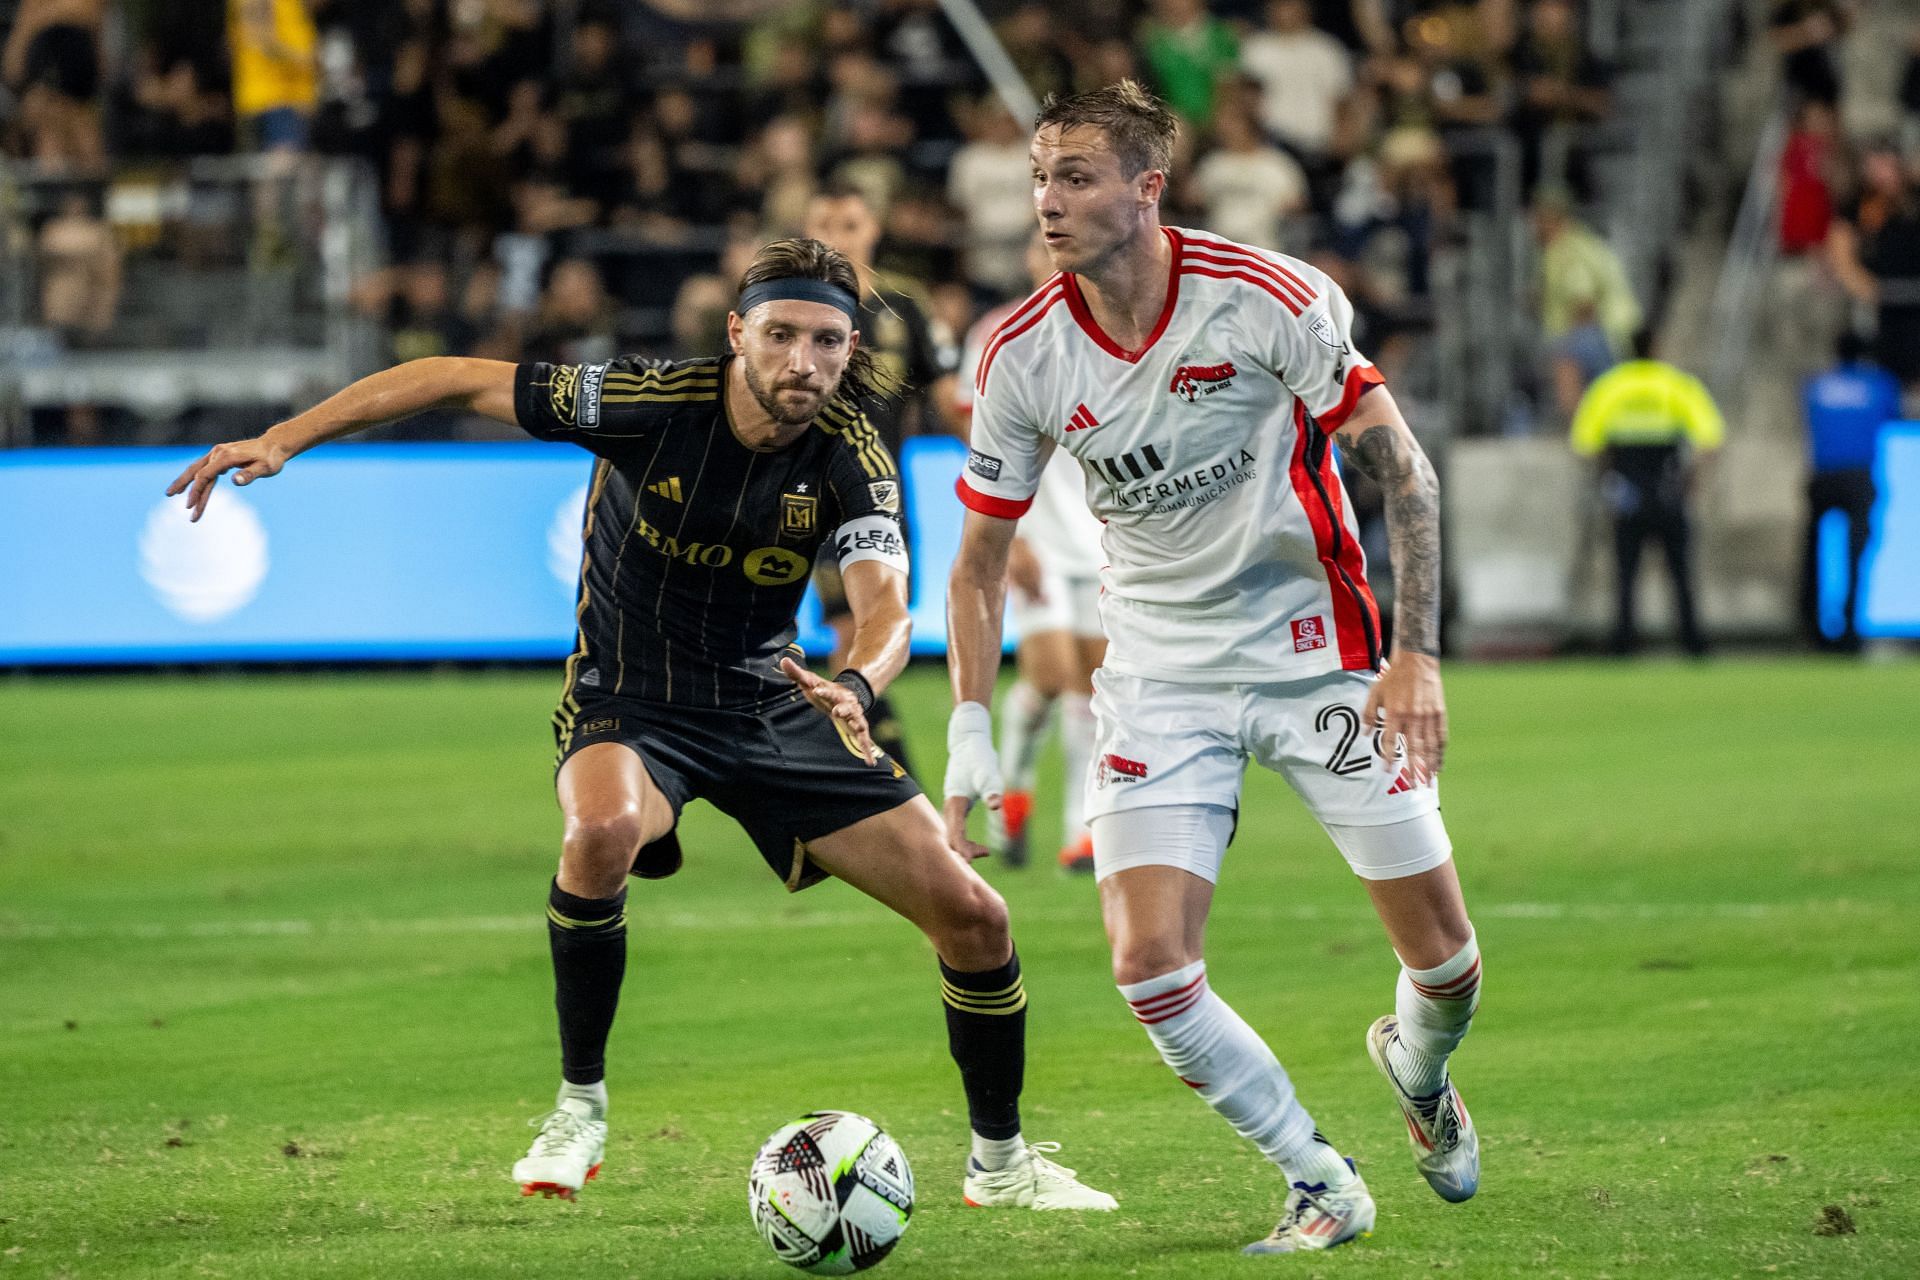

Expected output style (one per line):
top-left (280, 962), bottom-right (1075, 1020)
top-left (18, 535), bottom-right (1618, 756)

top-left (166, 357), bottom-right (518, 520)
top-left (1331, 386), bottom-right (1447, 780)
top-left (941, 510), bottom-right (1019, 858)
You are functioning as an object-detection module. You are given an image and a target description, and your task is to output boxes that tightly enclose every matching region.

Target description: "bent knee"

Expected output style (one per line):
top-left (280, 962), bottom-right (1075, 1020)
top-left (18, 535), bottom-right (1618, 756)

top-left (1110, 937), bottom-right (1198, 988)
top-left (928, 879), bottom-right (1011, 967)
top-left (563, 809), bottom-right (649, 866)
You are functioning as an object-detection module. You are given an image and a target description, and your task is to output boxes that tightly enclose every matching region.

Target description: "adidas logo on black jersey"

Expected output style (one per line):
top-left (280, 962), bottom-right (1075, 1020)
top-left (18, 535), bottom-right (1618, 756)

top-left (647, 476), bottom-right (684, 502)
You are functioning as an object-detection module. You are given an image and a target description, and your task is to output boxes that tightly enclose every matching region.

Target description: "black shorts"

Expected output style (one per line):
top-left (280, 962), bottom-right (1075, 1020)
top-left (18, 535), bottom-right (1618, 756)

top-left (553, 690), bottom-right (921, 891)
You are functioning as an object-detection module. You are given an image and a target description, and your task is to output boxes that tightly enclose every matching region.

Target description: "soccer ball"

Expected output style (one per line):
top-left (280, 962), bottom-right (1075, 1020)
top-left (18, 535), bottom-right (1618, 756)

top-left (748, 1110), bottom-right (914, 1274)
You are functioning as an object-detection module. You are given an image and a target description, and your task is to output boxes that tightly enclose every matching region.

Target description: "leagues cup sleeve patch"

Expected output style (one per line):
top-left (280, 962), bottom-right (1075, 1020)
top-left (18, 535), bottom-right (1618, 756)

top-left (834, 513), bottom-right (910, 573)
top-left (967, 449), bottom-right (1003, 482)
top-left (578, 362), bottom-right (609, 428)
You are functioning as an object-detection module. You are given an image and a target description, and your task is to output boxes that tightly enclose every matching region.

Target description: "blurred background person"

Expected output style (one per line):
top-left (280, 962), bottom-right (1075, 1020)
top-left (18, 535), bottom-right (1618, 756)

top-left (1570, 330), bottom-right (1725, 658)
top-left (952, 234), bottom-right (1107, 874)
top-left (803, 180), bottom-right (962, 777)
top-left (1827, 139), bottom-right (1920, 406)
top-left (1534, 187), bottom-right (1641, 424)
top-left (1800, 330), bottom-right (1900, 653)
top-left (2, 0), bottom-right (105, 171)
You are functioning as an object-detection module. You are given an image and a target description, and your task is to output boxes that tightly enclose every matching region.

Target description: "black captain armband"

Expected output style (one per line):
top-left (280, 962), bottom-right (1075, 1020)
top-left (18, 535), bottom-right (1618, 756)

top-left (833, 669), bottom-right (877, 714)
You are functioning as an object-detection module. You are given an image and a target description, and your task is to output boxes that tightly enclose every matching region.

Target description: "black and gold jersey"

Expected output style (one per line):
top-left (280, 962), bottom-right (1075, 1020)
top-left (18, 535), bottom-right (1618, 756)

top-left (513, 355), bottom-right (904, 711)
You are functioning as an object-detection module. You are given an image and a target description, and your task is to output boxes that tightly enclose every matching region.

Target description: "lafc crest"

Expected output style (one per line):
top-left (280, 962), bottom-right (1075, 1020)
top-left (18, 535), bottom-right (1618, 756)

top-left (781, 493), bottom-right (817, 538)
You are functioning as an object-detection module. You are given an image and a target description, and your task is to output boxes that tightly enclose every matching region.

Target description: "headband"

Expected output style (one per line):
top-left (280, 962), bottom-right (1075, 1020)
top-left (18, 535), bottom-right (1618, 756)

top-left (736, 278), bottom-right (860, 327)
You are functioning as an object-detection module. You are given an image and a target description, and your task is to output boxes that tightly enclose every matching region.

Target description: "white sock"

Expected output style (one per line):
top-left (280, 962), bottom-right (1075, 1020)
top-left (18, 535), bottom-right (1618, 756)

top-left (969, 1131), bottom-right (1025, 1172)
top-left (1060, 693), bottom-right (1095, 840)
top-left (1119, 961), bottom-right (1354, 1190)
top-left (1389, 930), bottom-right (1481, 1097)
top-left (558, 1079), bottom-right (608, 1121)
top-left (998, 681), bottom-right (1053, 790)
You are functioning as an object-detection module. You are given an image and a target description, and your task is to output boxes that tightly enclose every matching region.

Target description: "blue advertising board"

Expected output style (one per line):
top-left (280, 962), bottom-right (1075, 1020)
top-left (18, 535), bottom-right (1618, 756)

top-left (0, 437), bottom-right (981, 665)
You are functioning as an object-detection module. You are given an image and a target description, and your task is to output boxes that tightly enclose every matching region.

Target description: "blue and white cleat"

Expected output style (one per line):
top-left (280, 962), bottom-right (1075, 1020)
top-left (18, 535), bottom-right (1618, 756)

top-left (1242, 1170), bottom-right (1376, 1254)
top-left (1367, 1014), bottom-right (1480, 1203)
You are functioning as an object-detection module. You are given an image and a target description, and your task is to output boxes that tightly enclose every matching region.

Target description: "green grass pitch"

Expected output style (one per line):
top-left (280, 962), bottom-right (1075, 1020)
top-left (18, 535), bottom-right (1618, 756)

top-left (2, 659), bottom-right (1916, 1278)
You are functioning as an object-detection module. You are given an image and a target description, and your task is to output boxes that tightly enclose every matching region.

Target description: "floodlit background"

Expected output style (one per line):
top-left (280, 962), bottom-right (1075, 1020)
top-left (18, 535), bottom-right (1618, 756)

top-left (2, 2), bottom-right (1916, 1278)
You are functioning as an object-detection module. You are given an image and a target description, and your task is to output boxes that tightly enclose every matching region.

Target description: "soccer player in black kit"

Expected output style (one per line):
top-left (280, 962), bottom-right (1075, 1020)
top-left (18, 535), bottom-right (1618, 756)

top-left (167, 239), bottom-right (1115, 1211)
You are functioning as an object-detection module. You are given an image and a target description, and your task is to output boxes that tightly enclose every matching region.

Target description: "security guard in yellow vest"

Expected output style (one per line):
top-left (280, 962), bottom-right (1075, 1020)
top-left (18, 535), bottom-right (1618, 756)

top-left (1570, 330), bottom-right (1725, 656)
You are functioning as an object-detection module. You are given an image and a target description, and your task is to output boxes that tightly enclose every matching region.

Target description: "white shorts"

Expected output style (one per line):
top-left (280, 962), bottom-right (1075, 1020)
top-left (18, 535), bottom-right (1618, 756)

top-left (1084, 667), bottom-right (1450, 881)
top-left (1009, 569), bottom-right (1103, 642)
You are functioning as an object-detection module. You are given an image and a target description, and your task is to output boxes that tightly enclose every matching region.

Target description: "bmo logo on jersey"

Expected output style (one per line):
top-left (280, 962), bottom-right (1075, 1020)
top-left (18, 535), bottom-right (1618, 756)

top-left (1168, 361), bottom-right (1238, 402)
top-left (1292, 617), bottom-right (1329, 653)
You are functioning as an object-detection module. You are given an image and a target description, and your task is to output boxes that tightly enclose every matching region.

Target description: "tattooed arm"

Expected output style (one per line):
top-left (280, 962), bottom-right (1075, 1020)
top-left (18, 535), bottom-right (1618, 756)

top-left (1330, 387), bottom-right (1448, 780)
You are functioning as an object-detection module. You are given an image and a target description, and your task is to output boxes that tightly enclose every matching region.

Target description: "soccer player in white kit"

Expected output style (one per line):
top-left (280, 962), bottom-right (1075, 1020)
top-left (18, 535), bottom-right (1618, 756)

top-left (954, 235), bottom-right (1110, 872)
top-left (943, 82), bottom-right (1482, 1255)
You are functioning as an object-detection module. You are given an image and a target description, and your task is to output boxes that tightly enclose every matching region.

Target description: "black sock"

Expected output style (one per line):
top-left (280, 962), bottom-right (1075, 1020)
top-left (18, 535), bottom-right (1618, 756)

top-left (869, 693), bottom-right (915, 779)
top-left (547, 880), bottom-right (627, 1086)
top-left (940, 948), bottom-right (1026, 1141)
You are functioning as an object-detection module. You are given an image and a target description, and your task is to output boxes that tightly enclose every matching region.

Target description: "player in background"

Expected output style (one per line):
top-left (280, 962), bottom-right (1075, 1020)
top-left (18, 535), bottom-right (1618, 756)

top-left (803, 183), bottom-right (963, 779)
top-left (944, 82), bottom-right (1480, 1254)
top-left (953, 233), bottom-right (1108, 872)
top-left (167, 238), bottom-right (1114, 1214)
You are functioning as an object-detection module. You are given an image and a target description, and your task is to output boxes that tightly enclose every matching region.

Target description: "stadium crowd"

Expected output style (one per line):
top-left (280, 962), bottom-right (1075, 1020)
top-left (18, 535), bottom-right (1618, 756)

top-left (4, 0), bottom-right (1654, 446)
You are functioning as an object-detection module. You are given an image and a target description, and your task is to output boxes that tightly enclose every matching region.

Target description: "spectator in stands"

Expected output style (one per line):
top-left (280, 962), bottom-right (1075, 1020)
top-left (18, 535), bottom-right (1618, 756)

top-left (1769, 0), bottom-right (1854, 108)
top-left (738, 115), bottom-right (820, 237)
top-left (120, 46), bottom-right (235, 159)
top-left (1508, 0), bottom-right (1611, 200)
top-left (997, 5), bottom-right (1075, 104)
top-left (1190, 91), bottom-right (1310, 251)
top-left (1770, 98), bottom-right (1844, 377)
top-left (1240, 0), bottom-right (1354, 169)
top-left (351, 257), bottom-right (479, 437)
top-left (1828, 139), bottom-right (1920, 400)
top-left (3, 0), bottom-right (106, 171)
top-left (1534, 186), bottom-right (1641, 367)
top-left (947, 98), bottom-right (1037, 300)
top-left (1402, 11), bottom-right (1503, 212)
top-left (1779, 98), bottom-right (1840, 258)
top-left (1800, 330), bottom-right (1899, 652)
top-left (1078, 38), bottom-right (1144, 95)
top-left (1570, 329), bottom-right (1724, 658)
top-left (37, 187), bottom-right (119, 343)
top-left (1138, 0), bottom-right (1240, 130)
top-left (553, 15), bottom-right (637, 212)
top-left (228, 0), bottom-right (318, 155)
top-left (521, 257), bottom-right (617, 367)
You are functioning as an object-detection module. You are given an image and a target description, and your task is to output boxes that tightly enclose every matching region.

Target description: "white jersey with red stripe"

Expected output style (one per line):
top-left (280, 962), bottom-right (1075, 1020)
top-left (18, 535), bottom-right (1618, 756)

top-left (958, 225), bottom-right (1384, 681)
top-left (957, 300), bottom-right (1108, 580)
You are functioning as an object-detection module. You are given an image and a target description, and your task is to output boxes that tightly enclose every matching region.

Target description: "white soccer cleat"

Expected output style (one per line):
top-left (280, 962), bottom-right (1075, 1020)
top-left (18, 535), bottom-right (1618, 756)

top-left (1367, 1014), bottom-right (1480, 1203)
top-left (963, 1141), bottom-right (1117, 1210)
top-left (1242, 1171), bottom-right (1376, 1254)
top-left (513, 1101), bottom-right (607, 1201)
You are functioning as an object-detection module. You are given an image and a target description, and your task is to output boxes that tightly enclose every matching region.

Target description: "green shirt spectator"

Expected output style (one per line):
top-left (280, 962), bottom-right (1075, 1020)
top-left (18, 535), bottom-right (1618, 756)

top-left (1139, 0), bottom-right (1240, 129)
top-left (1533, 190), bottom-right (1643, 358)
